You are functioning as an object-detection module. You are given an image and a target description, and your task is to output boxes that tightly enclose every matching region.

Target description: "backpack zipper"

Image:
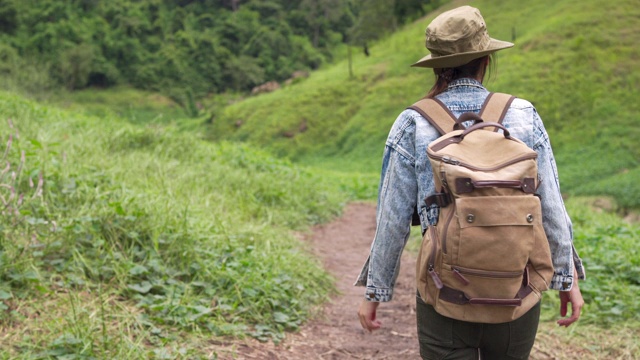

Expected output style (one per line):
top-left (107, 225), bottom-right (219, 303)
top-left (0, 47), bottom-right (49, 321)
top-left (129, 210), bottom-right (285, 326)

top-left (439, 175), bottom-right (455, 255)
top-left (452, 268), bottom-right (470, 285)
top-left (427, 226), bottom-right (443, 289)
top-left (452, 266), bottom-right (523, 279)
top-left (441, 206), bottom-right (455, 254)
top-left (433, 153), bottom-right (537, 172)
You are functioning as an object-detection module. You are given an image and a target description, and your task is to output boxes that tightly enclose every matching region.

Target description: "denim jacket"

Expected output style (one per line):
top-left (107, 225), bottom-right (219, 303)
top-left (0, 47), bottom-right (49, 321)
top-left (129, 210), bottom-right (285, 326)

top-left (355, 78), bottom-right (585, 302)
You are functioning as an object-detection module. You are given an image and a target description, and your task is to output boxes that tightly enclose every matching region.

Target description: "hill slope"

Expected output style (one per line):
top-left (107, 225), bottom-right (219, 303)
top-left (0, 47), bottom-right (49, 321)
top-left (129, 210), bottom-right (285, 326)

top-left (209, 0), bottom-right (640, 209)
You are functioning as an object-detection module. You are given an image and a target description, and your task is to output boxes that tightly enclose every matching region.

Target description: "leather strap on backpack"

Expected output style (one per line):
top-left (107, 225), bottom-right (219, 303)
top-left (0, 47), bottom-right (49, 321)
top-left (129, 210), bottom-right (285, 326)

top-left (408, 97), bottom-right (458, 136)
top-left (408, 92), bottom-right (516, 134)
top-left (439, 267), bottom-right (533, 307)
top-left (479, 92), bottom-right (516, 130)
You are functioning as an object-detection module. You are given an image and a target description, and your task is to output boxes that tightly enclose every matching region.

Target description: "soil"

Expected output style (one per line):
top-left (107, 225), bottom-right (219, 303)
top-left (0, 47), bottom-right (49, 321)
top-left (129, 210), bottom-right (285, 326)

top-left (218, 202), bottom-right (589, 360)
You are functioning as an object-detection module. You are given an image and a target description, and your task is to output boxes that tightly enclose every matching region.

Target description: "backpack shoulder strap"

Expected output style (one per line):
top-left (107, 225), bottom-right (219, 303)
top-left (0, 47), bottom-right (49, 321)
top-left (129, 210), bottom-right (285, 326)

top-left (479, 92), bottom-right (516, 130)
top-left (407, 97), bottom-right (457, 227)
top-left (408, 97), bottom-right (458, 135)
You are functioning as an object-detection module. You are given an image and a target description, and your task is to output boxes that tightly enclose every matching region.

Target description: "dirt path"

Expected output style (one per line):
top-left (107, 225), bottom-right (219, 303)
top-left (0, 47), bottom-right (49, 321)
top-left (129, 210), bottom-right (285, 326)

top-left (222, 202), bottom-right (592, 360)
top-left (227, 202), bottom-right (420, 359)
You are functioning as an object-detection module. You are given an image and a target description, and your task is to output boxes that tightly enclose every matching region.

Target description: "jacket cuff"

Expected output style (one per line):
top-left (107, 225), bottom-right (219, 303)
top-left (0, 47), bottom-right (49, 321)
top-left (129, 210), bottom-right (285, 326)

top-left (364, 287), bottom-right (393, 302)
top-left (551, 243), bottom-right (586, 291)
top-left (573, 244), bottom-right (586, 280)
top-left (550, 273), bottom-right (574, 291)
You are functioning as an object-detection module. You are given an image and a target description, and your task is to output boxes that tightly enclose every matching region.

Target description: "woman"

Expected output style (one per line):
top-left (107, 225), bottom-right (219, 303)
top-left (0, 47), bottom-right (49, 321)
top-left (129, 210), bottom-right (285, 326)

top-left (355, 6), bottom-right (585, 359)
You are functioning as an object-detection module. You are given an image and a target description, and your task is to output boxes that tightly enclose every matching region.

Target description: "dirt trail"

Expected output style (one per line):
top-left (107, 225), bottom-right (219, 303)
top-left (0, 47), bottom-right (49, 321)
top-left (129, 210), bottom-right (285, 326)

top-left (228, 202), bottom-right (419, 359)
top-left (222, 202), bottom-right (589, 360)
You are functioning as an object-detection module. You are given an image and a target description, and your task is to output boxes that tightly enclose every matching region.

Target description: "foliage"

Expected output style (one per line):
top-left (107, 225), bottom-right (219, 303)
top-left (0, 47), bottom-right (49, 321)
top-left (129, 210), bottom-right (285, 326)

top-left (536, 199), bottom-right (640, 327)
top-left (0, 0), bottom-right (433, 103)
top-left (209, 0), bottom-right (640, 210)
top-left (0, 0), bottom-right (638, 357)
top-left (0, 91), bottom-right (374, 357)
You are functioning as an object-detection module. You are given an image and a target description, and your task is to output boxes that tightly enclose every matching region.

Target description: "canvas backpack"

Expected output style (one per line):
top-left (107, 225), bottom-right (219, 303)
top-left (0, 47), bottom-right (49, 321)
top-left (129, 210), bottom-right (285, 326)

top-left (410, 93), bottom-right (555, 323)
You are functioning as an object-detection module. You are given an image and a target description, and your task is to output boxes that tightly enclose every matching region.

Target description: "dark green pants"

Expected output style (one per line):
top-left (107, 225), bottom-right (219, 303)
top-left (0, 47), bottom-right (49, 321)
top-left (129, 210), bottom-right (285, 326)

top-left (416, 296), bottom-right (540, 360)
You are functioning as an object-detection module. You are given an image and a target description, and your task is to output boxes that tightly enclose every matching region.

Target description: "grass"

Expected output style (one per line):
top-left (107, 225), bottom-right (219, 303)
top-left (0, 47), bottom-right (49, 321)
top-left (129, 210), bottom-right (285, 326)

top-left (0, 0), bottom-right (638, 357)
top-left (208, 0), bottom-right (640, 209)
top-left (546, 198), bottom-right (640, 327)
top-left (535, 320), bottom-right (640, 359)
top-left (46, 86), bottom-right (200, 127)
top-left (0, 91), bottom-right (376, 357)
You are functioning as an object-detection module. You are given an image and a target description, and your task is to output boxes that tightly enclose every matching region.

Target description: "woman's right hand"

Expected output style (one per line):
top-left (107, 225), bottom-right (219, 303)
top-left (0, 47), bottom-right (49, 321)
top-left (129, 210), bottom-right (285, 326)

top-left (557, 285), bottom-right (584, 327)
top-left (358, 300), bottom-right (382, 332)
top-left (557, 268), bottom-right (585, 327)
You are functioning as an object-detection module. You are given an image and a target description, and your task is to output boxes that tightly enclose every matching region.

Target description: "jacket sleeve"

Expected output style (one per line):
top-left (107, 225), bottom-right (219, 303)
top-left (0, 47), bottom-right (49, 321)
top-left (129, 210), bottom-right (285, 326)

top-left (532, 109), bottom-right (586, 290)
top-left (354, 113), bottom-right (418, 302)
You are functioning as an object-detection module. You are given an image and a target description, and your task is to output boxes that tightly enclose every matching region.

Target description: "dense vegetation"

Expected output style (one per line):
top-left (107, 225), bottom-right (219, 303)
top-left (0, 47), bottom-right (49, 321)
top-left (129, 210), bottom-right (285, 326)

top-left (0, 91), bottom-right (378, 357)
top-left (0, 0), bottom-right (439, 108)
top-left (210, 0), bottom-right (640, 210)
top-left (0, 0), bottom-right (638, 358)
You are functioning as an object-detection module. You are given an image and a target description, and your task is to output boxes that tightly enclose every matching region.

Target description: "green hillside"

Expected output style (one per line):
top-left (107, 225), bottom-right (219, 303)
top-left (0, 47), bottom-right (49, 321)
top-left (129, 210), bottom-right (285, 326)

top-left (210, 0), bottom-right (640, 209)
top-left (0, 0), bottom-right (639, 358)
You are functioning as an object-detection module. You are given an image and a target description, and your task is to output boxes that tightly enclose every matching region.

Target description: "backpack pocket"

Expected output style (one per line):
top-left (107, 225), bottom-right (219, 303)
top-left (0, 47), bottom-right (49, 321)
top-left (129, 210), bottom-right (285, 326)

top-left (416, 225), bottom-right (443, 305)
top-left (451, 195), bottom-right (541, 272)
top-left (442, 265), bottom-right (525, 301)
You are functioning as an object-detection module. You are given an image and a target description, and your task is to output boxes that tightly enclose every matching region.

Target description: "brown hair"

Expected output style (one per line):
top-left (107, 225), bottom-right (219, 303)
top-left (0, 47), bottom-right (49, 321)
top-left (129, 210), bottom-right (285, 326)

top-left (426, 55), bottom-right (494, 98)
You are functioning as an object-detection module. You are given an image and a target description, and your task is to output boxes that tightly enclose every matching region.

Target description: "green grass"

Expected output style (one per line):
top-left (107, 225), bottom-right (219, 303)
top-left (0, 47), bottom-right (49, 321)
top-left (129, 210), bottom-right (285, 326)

top-left (45, 86), bottom-right (201, 126)
top-left (0, 91), bottom-right (375, 357)
top-left (540, 198), bottom-right (640, 327)
top-left (209, 0), bottom-right (640, 209)
top-left (1, 0), bottom-right (639, 357)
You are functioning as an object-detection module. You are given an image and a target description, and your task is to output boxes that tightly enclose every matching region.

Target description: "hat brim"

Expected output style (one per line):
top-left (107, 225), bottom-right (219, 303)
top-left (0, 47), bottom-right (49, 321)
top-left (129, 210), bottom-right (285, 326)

top-left (411, 38), bottom-right (514, 69)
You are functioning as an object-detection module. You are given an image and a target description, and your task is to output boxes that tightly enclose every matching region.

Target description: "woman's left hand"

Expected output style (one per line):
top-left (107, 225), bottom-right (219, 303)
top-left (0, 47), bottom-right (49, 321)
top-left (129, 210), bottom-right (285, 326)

top-left (358, 300), bottom-right (382, 332)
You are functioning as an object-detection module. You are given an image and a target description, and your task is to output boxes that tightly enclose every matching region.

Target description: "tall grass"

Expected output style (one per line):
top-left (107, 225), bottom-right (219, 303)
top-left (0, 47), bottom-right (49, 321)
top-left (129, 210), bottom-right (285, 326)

top-left (1, 0), bottom-right (638, 357)
top-left (0, 91), bottom-right (372, 357)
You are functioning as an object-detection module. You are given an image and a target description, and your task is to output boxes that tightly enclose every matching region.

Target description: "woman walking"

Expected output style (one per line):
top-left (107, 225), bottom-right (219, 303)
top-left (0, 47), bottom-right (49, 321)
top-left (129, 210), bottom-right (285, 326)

top-left (355, 6), bottom-right (585, 359)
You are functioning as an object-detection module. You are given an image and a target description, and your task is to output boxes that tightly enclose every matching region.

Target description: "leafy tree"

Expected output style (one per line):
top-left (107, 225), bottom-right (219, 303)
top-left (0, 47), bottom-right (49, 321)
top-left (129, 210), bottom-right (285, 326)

top-left (300, 0), bottom-right (345, 48)
top-left (0, 0), bottom-right (421, 99)
top-left (394, 0), bottom-right (428, 24)
top-left (0, 0), bottom-right (18, 34)
top-left (220, 0), bottom-right (243, 11)
top-left (58, 44), bottom-right (94, 90)
top-left (348, 0), bottom-right (397, 47)
top-left (223, 55), bottom-right (265, 91)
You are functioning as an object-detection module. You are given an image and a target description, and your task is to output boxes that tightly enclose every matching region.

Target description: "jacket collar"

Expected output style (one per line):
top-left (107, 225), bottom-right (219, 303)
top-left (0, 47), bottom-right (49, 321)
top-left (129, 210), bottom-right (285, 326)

top-left (447, 78), bottom-right (486, 90)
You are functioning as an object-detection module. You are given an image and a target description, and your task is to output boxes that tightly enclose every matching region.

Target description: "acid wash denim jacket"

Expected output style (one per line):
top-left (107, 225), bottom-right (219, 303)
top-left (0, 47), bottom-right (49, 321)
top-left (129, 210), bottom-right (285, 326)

top-left (355, 78), bottom-right (586, 302)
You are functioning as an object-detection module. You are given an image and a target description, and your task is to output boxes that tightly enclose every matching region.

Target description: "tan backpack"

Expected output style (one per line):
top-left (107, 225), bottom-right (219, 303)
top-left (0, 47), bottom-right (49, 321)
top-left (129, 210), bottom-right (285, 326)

top-left (410, 93), bottom-right (554, 323)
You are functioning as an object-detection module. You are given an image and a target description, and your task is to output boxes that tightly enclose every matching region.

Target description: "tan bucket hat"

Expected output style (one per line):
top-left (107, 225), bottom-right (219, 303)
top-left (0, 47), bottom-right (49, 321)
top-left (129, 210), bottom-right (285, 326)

top-left (412, 6), bottom-right (513, 69)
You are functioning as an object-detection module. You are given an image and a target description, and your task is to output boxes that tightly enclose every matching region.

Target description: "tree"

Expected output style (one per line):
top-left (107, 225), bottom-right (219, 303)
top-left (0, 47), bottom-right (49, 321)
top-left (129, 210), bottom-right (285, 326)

top-left (221, 0), bottom-right (241, 11)
top-left (348, 0), bottom-right (397, 47)
top-left (223, 55), bottom-right (265, 91)
top-left (58, 44), bottom-right (94, 90)
top-left (394, 0), bottom-right (428, 24)
top-left (0, 0), bottom-right (18, 34)
top-left (1, 0), bottom-right (414, 96)
top-left (300, 0), bottom-right (344, 48)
